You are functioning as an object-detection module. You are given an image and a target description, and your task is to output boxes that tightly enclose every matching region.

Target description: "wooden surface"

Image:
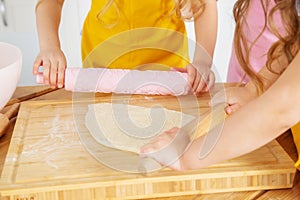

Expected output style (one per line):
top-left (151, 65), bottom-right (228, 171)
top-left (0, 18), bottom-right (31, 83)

top-left (0, 84), bottom-right (299, 200)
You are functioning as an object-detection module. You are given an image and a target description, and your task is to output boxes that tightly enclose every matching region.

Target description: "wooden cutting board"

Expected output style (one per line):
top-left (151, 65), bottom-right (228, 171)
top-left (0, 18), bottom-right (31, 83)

top-left (0, 96), bottom-right (296, 200)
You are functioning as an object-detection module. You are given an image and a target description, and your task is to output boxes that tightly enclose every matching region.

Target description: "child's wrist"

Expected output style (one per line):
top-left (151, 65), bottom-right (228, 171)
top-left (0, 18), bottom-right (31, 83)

top-left (39, 45), bottom-right (61, 52)
top-left (39, 40), bottom-right (61, 51)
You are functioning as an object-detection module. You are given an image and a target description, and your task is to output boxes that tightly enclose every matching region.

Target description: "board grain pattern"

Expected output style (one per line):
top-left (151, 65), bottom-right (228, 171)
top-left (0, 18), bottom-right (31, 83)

top-left (0, 98), bottom-right (296, 200)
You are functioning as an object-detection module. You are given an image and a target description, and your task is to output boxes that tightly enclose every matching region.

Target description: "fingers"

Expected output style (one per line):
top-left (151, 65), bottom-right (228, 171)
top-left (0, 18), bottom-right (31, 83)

top-left (57, 60), bottom-right (65, 88)
top-left (225, 103), bottom-right (241, 115)
top-left (42, 59), bottom-right (51, 85)
top-left (139, 131), bottom-right (178, 170)
top-left (140, 127), bottom-right (189, 155)
top-left (206, 71), bottom-right (215, 91)
top-left (192, 67), bottom-right (205, 94)
top-left (195, 73), bottom-right (207, 94)
top-left (38, 59), bottom-right (65, 88)
top-left (33, 56), bottom-right (42, 75)
top-left (140, 127), bottom-right (190, 171)
top-left (33, 49), bottom-right (66, 88)
top-left (186, 64), bottom-right (196, 89)
top-left (165, 127), bottom-right (179, 134)
top-left (210, 87), bottom-right (243, 115)
top-left (193, 64), bottom-right (209, 93)
top-left (187, 64), bottom-right (215, 94)
top-left (140, 130), bottom-right (176, 154)
top-left (186, 64), bottom-right (205, 94)
top-left (49, 60), bottom-right (58, 89)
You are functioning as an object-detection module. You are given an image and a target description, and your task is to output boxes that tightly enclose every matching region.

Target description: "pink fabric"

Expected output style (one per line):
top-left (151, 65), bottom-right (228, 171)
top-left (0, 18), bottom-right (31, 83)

top-left (36, 68), bottom-right (191, 96)
top-left (227, 0), bottom-right (285, 83)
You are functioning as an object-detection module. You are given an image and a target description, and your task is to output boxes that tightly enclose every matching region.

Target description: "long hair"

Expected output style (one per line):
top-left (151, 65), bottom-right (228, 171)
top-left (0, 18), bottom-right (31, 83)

top-left (174, 0), bottom-right (206, 20)
top-left (97, 0), bottom-right (206, 26)
top-left (233, 0), bottom-right (300, 94)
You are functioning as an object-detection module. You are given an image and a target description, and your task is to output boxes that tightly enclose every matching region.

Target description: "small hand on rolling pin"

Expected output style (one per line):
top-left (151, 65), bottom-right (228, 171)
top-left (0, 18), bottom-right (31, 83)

top-left (32, 47), bottom-right (66, 89)
top-left (0, 103), bottom-right (20, 138)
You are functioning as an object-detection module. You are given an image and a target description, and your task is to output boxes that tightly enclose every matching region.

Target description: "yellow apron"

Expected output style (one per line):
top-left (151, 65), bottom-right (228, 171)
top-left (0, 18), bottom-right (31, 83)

top-left (291, 123), bottom-right (300, 170)
top-left (81, 0), bottom-right (189, 70)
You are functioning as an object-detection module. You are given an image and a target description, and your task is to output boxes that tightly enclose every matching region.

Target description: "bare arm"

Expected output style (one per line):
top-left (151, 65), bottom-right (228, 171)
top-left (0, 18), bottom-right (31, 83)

top-left (35, 0), bottom-right (63, 51)
top-left (186, 0), bottom-right (218, 93)
top-left (33, 0), bottom-right (66, 88)
top-left (211, 52), bottom-right (289, 114)
top-left (141, 50), bottom-right (300, 171)
top-left (193, 0), bottom-right (217, 58)
top-left (181, 50), bottom-right (300, 170)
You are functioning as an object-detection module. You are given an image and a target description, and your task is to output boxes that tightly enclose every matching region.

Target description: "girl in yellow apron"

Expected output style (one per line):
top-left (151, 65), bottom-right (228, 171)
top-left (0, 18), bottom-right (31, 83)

top-left (33, 0), bottom-right (217, 92)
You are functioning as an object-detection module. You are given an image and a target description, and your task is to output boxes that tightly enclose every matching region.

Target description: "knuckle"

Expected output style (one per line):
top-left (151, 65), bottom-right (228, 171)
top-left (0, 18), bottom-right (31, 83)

top-left (58, 67), bottom-right (66, 73)
top-left (44, 62), bottom-right (51, 68)
top-left (51, 67), bottom-right (58, 73)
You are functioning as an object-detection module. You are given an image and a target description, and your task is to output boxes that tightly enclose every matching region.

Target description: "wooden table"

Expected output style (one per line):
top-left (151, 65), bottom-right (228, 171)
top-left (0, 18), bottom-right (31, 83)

top-left (0, 84), bottom-right (299, 199)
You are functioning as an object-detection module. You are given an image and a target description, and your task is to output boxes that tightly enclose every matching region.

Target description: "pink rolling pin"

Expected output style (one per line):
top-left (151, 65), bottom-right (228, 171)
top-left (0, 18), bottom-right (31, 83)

top-left (36, 68), bottom-right (191, 96)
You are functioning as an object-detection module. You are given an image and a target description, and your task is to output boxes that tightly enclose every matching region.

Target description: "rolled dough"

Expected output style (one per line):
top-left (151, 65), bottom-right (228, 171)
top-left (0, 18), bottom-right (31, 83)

top-left (85, 103), bottom-right (195, 153)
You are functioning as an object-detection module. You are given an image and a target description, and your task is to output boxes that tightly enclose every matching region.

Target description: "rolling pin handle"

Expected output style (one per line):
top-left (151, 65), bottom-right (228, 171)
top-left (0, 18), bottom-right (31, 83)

top-left (0, 113), bottom-right (9, 137)
top-left (0, 103), bottom-right (20, 138)
top-left (4, 103), bottom-right (20, 119)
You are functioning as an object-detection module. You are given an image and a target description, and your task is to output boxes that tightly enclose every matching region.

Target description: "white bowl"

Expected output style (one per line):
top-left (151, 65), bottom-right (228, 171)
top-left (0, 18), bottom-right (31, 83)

top-left (0, 42), bottom-right (22, 110)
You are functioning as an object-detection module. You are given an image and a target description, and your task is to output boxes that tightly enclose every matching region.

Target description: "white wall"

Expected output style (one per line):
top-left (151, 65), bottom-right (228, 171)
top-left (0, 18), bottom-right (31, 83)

top-left (0, 0), bottom-right (39, 86)
top-left (0, 0), bottom-right (83, 86)
top-left (213, 0), bottom-right (237, 82)
top-left (59, 0), bottom-right (83, 68)
top-left (0, 32), bottom-right (39, 85)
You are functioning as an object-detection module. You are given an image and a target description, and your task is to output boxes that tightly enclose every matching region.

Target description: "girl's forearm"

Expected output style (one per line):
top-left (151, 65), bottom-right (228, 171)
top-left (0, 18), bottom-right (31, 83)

top-left (181, 51), bottom-right (300, 170)
top-left (35, 0), bottom-right (64, 50)
top-left (193, 0), bottom-right (218, 60)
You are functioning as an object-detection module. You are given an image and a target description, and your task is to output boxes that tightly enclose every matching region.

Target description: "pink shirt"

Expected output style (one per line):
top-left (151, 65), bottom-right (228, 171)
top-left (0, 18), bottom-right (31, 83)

top-left (227, 0), bottom-right (285, 83)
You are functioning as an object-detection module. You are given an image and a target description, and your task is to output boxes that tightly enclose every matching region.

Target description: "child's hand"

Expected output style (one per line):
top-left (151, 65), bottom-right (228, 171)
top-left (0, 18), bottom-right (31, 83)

top-left (33, 47), bottom-right (66, 89)
top-left (172, 63), bottom-right (215, 95)
top-left (188, 62), bottom-right (215, 94)
top-left (210, 85), bottom-right (258, 115)
top-left (140, 127), bottom-right (190, 171)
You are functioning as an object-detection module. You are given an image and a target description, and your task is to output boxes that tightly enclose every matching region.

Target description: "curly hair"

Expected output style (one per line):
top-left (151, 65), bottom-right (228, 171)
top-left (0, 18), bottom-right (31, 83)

top-left (174, 0), bottom-right (206, 20)
top-left (233, 0), bottom-right (300, 94)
